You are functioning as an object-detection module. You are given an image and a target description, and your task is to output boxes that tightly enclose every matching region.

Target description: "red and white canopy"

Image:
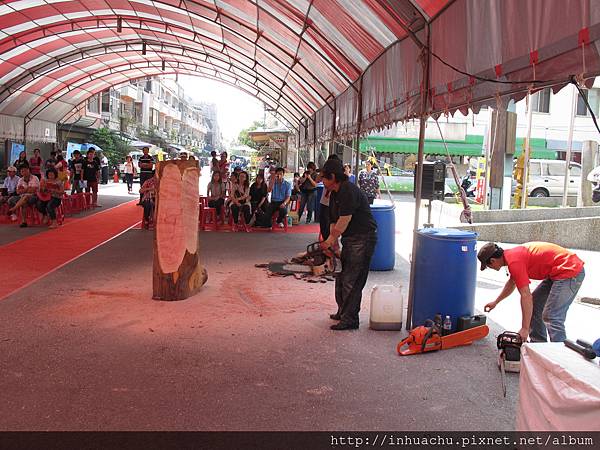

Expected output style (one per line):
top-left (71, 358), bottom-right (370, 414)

top-left (0, 0), bottom-right (598, 142)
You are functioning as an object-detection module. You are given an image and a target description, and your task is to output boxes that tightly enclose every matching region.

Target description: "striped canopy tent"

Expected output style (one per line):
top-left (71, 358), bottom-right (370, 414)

top-left (0, 0), bottom-right (599, 143)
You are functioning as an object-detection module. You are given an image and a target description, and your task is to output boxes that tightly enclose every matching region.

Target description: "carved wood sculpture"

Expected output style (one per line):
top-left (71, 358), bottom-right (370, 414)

top-left (153, 160), bottom-right (207, 300)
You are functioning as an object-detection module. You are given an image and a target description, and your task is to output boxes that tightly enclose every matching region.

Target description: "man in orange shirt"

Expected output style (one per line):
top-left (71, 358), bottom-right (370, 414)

top-left (478, 242), bottom-right (585, 343)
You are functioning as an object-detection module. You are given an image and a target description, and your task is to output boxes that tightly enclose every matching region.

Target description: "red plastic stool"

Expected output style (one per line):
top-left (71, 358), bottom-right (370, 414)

top-left (271, 212), bottom-right (288, 232)
top-left (83, 192), bottom-right (92, 209)
top-left (55, 203), bottom-right (65, 225)
top-left (70, 193), bottom-right (84, 213)
top-left (201, 207), bottom-right (217, 231)
top-left (24, 205), bottom-right (42, 226)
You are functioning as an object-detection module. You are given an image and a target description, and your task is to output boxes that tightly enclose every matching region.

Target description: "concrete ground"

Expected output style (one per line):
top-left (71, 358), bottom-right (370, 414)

top-left (2, 185), bottom-right (597, 431)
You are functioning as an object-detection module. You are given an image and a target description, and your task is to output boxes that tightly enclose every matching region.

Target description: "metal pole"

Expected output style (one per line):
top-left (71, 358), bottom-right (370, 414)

top-left (562, 84), bottom-right (577, 208)
top-left (406, 26), bottom-right (431, 331)
top-left (354, 78), bottom-right (363, 181)
top-left (521, 91), bottom-right (533, 209)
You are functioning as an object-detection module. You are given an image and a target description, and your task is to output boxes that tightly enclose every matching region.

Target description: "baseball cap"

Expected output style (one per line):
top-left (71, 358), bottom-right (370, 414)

top-left (477, 242), bottom-right (499, 271)
top-left (321, 158), bottom-right (344, 176)
top-left (7, 166), bottom-right (17, 172)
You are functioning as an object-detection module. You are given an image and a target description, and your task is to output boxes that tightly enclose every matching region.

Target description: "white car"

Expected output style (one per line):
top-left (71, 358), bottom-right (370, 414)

top-left (526, 159), bottom-right (581, 197)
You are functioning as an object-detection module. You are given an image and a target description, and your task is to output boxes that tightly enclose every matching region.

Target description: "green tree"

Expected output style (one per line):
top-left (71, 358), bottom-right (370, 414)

top-left (237, 120), bottom-right (263, 149)
top-left (90, 127), bottom-right (129, 167)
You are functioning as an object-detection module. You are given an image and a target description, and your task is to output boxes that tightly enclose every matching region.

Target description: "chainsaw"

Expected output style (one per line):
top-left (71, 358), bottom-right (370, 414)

top-left (497, 331), bottom-right (522, 397)
top-left (290, 242), bottom-right (337, 276)
top-left (397, 319), bottom-right (489, 356)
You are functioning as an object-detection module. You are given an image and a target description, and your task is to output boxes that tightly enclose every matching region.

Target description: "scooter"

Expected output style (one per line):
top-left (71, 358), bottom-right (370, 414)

top-left (460, 174), bottom-right (477, 198)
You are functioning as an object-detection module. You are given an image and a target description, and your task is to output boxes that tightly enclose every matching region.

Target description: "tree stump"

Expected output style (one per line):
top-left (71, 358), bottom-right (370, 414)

top-left (152, 160), bottom-right (207, 300)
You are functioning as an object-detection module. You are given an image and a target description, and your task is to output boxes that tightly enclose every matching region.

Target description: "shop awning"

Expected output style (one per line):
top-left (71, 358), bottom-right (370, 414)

top-left (360, 136), bottom-right (556, 159)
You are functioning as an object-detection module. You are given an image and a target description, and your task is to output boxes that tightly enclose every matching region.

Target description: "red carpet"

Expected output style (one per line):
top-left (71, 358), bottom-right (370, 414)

top-left (0, 201), bottom-right (141, 301)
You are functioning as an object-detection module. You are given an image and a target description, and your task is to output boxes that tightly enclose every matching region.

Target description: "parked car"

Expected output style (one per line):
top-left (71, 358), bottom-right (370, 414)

top-left (526, 159), bottom-right (581, 197)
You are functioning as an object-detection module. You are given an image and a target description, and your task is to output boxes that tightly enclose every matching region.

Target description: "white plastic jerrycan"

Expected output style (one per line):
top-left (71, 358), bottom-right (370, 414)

top-left (369, 285), bottom-right (403, 331)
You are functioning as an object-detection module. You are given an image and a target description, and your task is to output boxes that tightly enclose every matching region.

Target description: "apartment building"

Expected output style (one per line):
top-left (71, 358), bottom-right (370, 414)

top-left (58, 76), bottom-right (217, 153)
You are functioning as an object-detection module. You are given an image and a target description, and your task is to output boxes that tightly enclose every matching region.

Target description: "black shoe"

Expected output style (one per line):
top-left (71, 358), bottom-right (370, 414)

top-left (330, 322), bottom-right (359, 330)
top-left (19, 222), bottom-right (27, 228)
top-left (329, 313), bottom-right (341, 320)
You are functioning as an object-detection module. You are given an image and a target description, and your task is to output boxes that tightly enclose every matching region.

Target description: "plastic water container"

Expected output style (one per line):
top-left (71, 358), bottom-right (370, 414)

top-left (411, 228), bottom-right (478, 332)
top-left (369, 201), bottom-right (395, 271)
top-left (369, 285), bottom-right (403, 330)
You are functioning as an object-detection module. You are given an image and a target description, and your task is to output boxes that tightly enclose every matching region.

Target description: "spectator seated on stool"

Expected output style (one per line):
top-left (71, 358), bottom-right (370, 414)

top-left (140, 174), bottom-right (157, 229)
top-left (37, 167), bottom-right (65, 228)
top-left (248, 173), bottom-right (268, 226)
top-left (0, 166), bottom-right (20, 219)
top-left (8, 165), bottom-right (40, 228)
top-left (206, 171), bottom-right (226, 221)
top-left (258, 167), bottom-right (291, 228)
top-left (230, 171), bottom-right (251, 226)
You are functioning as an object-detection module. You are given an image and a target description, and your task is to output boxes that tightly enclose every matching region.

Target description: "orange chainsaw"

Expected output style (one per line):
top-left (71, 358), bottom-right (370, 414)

top-left (397, 320), bottom-right (489, 356)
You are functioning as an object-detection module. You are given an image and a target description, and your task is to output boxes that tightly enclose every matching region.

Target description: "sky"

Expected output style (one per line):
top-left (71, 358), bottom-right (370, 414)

top-left (178, 76), bottom-right (265, 143)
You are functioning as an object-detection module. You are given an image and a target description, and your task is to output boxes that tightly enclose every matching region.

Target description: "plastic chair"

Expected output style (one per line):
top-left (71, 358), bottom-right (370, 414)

top-left (201, 207), bottom-right (217, 231)
top-left (24, 205), bottom-right (42, 226)
top-left (83, 192), bottom-right (93, 209)
top-left (271, 211), bottom-right (288, 232)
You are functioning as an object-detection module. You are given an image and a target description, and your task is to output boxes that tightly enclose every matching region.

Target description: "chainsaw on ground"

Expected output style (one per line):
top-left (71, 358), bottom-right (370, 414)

top-left (397, 318), bottom-right (489, 356)
top-left (290, 242), bottom-right (337, 276)
top-left (497, 331), bottom-right (523, 397)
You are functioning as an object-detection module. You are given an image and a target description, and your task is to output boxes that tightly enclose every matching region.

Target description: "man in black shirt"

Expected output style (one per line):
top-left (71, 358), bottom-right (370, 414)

top-left (320, 158), bottom-right (377, 330)
top-left (138, 146), bottom-right (155, 203)
top-left (68, 150), bottom-right (84, 194)
top-left (82, 149), bottom-right (101, 207)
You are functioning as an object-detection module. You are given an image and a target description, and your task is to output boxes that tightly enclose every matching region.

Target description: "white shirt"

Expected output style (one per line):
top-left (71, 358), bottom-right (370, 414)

top-left (2, 174), bottom-right (20, 194)
top-left (17, 175), bottom-right (40, 191)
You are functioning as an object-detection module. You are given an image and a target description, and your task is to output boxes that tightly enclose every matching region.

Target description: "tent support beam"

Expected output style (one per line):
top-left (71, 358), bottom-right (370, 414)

top-left (354, 77), bottom-right (363, 182)
top-left (406, 26), bottom-right (431, 331)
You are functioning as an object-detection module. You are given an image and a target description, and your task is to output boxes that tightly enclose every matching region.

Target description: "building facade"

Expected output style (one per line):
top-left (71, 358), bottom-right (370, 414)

top-left (58, 76), bottom-right (220, 155)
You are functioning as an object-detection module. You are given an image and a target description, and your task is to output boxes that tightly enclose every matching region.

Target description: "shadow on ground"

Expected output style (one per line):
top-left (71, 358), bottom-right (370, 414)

top-left (0, 231), bottom-right (517, 430)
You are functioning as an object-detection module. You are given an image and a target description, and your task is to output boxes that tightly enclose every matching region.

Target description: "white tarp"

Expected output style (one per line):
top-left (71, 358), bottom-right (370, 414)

top-left (516, 342), bottom-right (600, 431)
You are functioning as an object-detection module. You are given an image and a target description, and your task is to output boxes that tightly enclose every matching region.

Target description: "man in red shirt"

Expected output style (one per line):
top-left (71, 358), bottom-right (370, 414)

top-left (478, 242), bottom-right (585, 343)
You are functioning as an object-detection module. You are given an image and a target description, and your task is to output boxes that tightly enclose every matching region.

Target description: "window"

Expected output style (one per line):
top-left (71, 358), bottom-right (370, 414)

top-left (577, 88), bottom-right (600, 116)
top-left (529, 161), bottom-right (541, 176)
top-left (101, 91), bottom-right (110, 113)
top-left (570, 165), bottom-right (581, 176)
top-left (547, 163), bottom-right (565, 176)
top-left (531, 88), bottom-right (551, 113)
top-left (87, 95), bottom-right (100, 114)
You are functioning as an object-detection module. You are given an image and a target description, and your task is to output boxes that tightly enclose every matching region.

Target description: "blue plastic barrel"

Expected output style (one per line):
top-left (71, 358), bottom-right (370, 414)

top-left (314, 182), bottom-right (324, 220)
top-left (369, 203), bottom-right (395, 271)
top-left (411, 228), bottom-right (478, 331)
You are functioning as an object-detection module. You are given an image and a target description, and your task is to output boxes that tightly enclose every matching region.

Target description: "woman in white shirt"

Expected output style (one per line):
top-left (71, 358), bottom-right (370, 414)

top-left (206, 171), bottom-right (226, 218)
top-left (123, 155), bottom-right (137, 193)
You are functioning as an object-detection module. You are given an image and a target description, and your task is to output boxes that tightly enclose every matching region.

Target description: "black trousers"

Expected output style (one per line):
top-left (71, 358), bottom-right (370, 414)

top-left (264, 200), bottom-right (287, 225)
top-left (142, 199), bottom-right (154, 220)
top-left (208, 198), bottom-right (225, 216)
top-left (37, 197), bottom-right (62, 220)
top-left (334, 232), bottom-right (377, 326)
top-left (319, 205), bottom-right (330, 240)
top-left (231, 203), bottom-right (251, 224)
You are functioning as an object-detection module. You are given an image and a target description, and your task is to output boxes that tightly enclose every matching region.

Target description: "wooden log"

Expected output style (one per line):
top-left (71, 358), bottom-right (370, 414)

top-left (152, 160), bottom-right (207, 300)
